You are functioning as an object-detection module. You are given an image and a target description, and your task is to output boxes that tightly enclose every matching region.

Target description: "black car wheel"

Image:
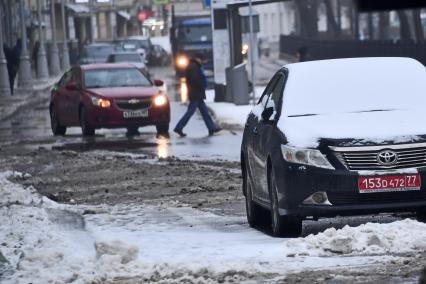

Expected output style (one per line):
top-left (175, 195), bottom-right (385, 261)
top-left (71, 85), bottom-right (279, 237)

top-left (269, 168), bottom-right (302, 237)
top-left (126, 126), bottom-right (140, 136)
top-left (417, 211), bottom-right (426, 223)
top-left (244, 166), bottom-right (265, 228)
top-left (50, 106), bottom-right (66, 135)
top-left (156, 123), bottom-right (169, 134)
top-left (80, 107), bottom-right (95, 136)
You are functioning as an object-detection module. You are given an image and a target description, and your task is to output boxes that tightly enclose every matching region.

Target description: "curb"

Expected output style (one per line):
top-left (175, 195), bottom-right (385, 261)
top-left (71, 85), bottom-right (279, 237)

top-left (206, 103), bottom-right (245, 132)
top-left (0, 78), bottom-right (58, 122)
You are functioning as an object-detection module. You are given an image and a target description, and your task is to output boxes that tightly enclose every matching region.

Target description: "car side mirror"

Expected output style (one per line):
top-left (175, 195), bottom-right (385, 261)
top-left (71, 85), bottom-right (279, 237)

top-left (65, 82), bottom-right (79, 91)
top-left (261, 107), bottom-right (274, 121)
top-left (154, 79), bottom-right (164, 87)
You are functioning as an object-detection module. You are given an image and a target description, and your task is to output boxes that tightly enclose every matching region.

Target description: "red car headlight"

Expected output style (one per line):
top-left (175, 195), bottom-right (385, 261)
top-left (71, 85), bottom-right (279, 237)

top-left (91, 96), bottom-right (111, 108)
top-left (154, 95), bottom-right (168, 107)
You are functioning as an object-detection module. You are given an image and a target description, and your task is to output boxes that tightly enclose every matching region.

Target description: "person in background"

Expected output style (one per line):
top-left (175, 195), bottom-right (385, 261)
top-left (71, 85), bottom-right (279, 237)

top-left (4, 39), bottom-right (22, 95)
top-left (296, 46), bottom-right (311, 62)
top-left (174, 53), bottom-right (221, 137)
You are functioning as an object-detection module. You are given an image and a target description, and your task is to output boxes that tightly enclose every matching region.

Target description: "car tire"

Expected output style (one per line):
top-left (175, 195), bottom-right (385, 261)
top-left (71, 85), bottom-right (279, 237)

top-left (50, 106), bottom-right (66, 135)
top-left (80, 107), bottom-right (95, 136)
top-left (126, 126), bottom-right (139, 136)
top-left (417, 211), bottom-right (426, 223)
top-left (244, 166), bottom-right (265, 228)
top-left (156, 123), bottom-right (169, 134)
top-left (269, 168), bottom-right (302, 237)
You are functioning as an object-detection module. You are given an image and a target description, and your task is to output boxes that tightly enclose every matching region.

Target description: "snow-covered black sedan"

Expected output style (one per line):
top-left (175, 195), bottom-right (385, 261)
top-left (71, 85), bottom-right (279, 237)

top-left (241, 57), bottom-right (426, 237)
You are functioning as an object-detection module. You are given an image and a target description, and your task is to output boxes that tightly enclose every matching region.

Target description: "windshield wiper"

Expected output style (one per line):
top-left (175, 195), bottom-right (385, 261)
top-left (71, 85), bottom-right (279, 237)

top-left (351, 109), bottom-right (396, 113)
top-left (287, 113), bottom-right (318, 117)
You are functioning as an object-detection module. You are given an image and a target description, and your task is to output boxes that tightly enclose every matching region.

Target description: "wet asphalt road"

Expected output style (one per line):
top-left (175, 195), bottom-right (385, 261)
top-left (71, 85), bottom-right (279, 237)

top-left (0, 66), bottom-right (243, 161)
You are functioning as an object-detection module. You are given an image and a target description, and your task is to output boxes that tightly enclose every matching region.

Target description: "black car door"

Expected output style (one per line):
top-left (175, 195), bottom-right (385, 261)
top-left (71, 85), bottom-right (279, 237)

top-left (248, 74), bottom-right (280, 202)
top-left (253, 72), bottom-right (286, 202)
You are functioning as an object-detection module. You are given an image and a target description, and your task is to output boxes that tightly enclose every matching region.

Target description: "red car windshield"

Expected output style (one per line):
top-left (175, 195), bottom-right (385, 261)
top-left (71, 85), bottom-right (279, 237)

top-left (84, 68), bottom-right (151, 88)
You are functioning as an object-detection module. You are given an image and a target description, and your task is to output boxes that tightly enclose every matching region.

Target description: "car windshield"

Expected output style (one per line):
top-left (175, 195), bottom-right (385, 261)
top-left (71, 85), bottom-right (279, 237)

top-left (82, 45), bottom-right (115, 58)
top-left (282, 58), bottom-right (426, 117)
top-left (111, 54), bottom-right (142, 63)
top-left (84, 68), bottom-right (151, 88)
top-left (178, 25), bottom-right (212, 43)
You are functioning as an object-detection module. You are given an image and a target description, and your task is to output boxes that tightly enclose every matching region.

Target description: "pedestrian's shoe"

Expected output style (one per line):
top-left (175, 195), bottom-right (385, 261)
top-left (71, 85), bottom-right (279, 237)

top-left (174, 128), bottom-right (187, 137)
top-left (209, 127), bottom-right (222, 136)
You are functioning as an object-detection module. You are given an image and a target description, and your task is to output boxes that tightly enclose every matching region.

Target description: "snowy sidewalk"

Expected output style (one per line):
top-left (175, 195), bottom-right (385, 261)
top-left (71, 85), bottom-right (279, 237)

top-left (0, 76), bottom-right (59, 121)
top-left (205, 87), bottom-right (264, 129)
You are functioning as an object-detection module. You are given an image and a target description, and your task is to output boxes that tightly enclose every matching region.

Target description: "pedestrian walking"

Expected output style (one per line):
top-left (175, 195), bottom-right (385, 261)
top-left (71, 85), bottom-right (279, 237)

top-left (174, 53), bottom-right (221, 137)
top-left (4, 39), bottom-right (22, 94)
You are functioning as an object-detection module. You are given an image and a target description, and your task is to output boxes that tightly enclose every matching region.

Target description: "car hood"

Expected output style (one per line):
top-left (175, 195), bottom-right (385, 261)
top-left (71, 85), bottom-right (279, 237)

top-left (121, 62), bottom-right (146, 69)
top-left (87, 86), bottom-right (158, 99)
top-left (279, 109), bottom-right (426, 148)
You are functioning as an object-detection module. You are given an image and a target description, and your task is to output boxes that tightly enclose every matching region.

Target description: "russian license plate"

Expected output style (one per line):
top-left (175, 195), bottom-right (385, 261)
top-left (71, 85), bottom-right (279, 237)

top-left (123, 109), bottom-right (148, 118)
top-left (358, 175), bottom-right (421, 193)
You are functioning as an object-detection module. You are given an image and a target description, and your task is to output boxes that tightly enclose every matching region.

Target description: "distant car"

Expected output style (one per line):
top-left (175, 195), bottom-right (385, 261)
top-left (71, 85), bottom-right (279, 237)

top-left (106, 51), bottom-right (149, 77)
top-left (122, 36), bottom-right (154, 65)
top-left (241, 57), bottom-right (426, 237)
top-left (78, 43), bottom-right (116, 64)
top-left (151, 44), bottom-right (171, 66)
top-left (49, 64), bottom-right (170, 136)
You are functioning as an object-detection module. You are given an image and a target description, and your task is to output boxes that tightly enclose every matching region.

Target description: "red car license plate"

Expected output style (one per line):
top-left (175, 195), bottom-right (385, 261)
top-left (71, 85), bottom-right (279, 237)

top-left (358, 175), bottom-right (421, 193)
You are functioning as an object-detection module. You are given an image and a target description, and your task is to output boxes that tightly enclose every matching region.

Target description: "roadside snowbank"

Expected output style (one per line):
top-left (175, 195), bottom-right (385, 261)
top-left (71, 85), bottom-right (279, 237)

top-left (205, 87), bottom-right (265, 128)
top-left (286, 219), bottom-right (426, 257)
top-left (2, 170), bottom-right (426, 283)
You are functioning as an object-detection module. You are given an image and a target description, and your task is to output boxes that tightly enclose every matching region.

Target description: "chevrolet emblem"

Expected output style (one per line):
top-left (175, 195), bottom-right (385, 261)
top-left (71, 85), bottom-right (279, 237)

top-left (128, 99), bottom-right (140, 104)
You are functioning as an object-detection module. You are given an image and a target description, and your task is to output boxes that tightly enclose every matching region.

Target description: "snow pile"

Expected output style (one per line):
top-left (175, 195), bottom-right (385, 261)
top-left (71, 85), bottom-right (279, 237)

top-left (205, 86), bottom-right (266, 127)
top-left (95, 239), bottom-right (139, 264)
top-left (286, 219), bottom-right (426, 256)
top-left (0, 171), bottom-right (145, 283)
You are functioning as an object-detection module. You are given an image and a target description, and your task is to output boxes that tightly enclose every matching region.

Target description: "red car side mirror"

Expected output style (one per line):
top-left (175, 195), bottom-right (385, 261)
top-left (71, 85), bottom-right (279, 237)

top-left (65, 82), bottom-right (79, 91)
top-left (154, 79), bottom-right (164, 87)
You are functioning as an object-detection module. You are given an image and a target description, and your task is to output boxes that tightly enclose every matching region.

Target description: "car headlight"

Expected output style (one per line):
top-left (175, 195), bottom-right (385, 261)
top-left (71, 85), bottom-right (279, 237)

top-left (281, 145), bottom-right (334, 169)
top-left (90, 96), bottom-right (111, 108)
top-left (242, 44), bottom-right (249, 55)
top-left (154, 95), bottom-right (168, 106)
top-left (176, 55), bottom-right (189, 69)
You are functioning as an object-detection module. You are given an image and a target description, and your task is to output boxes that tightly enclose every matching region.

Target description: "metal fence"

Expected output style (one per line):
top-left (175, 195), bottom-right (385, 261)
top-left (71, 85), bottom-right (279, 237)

top-left (279, 35), bottom-right (426, 65)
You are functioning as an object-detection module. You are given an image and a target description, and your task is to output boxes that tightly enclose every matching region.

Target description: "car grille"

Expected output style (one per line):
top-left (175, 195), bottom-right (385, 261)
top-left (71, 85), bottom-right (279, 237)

top-left (332, 144), bottom-right (426, 170)
top-left (115, 98), bottom-right (152, 110)
top-left (328, 191), bottom-right (426, 206)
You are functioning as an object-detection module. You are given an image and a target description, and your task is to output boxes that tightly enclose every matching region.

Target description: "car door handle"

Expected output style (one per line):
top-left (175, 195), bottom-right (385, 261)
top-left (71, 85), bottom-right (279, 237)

top-left (253, 127), bottom-right (258, 135)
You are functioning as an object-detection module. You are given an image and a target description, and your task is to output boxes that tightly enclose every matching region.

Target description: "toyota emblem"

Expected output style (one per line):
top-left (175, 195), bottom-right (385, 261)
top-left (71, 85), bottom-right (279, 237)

top-left (377, 150), bottom-right (398, 165)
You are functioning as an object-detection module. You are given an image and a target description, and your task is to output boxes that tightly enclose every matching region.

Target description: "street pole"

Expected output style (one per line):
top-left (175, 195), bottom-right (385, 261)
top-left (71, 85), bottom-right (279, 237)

top-left (49, 0), bottom-right (61, 75)
top-left (0, 8), bottom-right (11, 96)
top-left (111, 0), bottom-right (116, 40)
top-left (18, 0), bottom-right (32, 91)
top-left (89, 0), bottom-right (95, 43)
top-left (37, 0), bottom-right (49, 79)
top-left (248, 0), bottom-right (256, 105)
top-left (60, 0), bottom-right (70, 70)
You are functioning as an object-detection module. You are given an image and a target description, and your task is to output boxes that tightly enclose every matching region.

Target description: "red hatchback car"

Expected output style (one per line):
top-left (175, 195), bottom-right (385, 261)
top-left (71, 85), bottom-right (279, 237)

top-left (49, 64), bottom-right (170, 136)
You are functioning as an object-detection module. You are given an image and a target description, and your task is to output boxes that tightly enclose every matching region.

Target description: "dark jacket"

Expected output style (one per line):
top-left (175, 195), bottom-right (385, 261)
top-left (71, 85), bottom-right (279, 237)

top-left (185, 59), bottom-right (206, 101)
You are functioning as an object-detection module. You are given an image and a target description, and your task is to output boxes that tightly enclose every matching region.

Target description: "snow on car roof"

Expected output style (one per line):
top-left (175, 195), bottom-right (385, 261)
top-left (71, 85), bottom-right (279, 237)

top-left (278, 57), bottom-right (426, 147)
top-left (283, 57), bottom-right (426, 117)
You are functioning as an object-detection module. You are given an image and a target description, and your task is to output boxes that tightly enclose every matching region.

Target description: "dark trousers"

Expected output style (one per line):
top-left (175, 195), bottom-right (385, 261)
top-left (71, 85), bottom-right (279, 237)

top-left (175, 100), bottom-right (216, 132)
